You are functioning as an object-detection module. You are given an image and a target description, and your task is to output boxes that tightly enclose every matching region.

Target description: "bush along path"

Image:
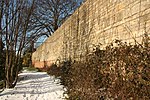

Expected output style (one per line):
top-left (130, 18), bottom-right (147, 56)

top-left (48, 40), bottom-right (150, 100)
top-left (0, 69), bottom-right (67, 100)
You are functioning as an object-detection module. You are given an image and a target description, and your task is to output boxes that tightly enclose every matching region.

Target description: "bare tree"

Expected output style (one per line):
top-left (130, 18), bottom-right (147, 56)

top-left (0, 0), bottom-right (36, 88)
top-left (0, 0), bottom-right (83, 88)
top-left (0, 0), bottom-right (4, 49)
top-left (31, 0), bottom-right (81, 37)
top-left (0, 0), bottom-right (5, 83)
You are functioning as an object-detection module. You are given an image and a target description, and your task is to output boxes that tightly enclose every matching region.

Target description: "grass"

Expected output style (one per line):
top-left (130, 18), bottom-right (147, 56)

top-left (22, 67), bottom-right (40, 72)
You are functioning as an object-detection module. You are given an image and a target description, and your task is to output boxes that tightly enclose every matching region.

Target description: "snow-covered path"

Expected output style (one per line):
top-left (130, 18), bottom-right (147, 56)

top-left (0, 71), bottom-right (66, 100)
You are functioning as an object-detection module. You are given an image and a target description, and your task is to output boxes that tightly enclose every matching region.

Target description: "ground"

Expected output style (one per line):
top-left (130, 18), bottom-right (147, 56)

top-left (0, 70), bottom-right (66, 100)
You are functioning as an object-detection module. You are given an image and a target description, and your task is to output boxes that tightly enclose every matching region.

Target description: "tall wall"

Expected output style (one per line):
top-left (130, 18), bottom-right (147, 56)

top-left (32, 0), bottom-right (150, 68)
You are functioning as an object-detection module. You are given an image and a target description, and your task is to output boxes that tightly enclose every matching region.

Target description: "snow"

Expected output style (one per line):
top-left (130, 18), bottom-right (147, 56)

top-left (0, 71), bottom-right (67, 100)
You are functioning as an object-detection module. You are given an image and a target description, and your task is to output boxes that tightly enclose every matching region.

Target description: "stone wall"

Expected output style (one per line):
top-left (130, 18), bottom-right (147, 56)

top-left (32, 0), bottom-right (150, 68)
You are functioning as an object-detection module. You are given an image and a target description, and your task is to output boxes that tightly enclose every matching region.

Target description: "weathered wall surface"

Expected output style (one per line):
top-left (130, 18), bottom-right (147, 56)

top-left (32, 0), bottom-right (150, 68)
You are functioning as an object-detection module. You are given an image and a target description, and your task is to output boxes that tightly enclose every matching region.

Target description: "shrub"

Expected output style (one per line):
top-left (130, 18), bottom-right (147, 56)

top-left (48, 40), bottom-right (150, 99)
